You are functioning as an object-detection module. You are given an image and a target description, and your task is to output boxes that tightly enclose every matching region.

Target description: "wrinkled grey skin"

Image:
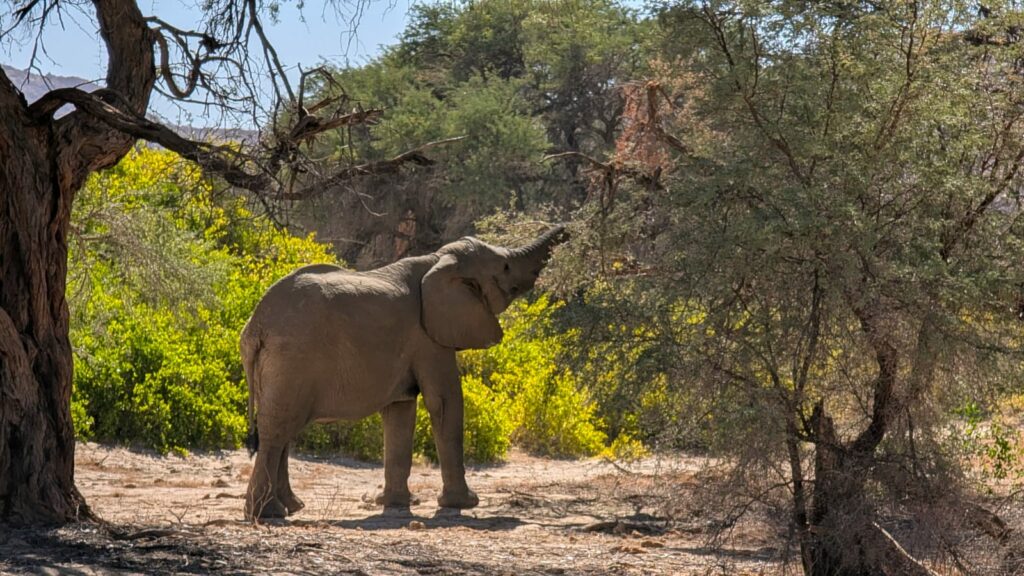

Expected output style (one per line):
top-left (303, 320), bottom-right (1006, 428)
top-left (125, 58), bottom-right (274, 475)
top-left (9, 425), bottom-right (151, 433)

top-left (241, 226), bottom-right (567, 520)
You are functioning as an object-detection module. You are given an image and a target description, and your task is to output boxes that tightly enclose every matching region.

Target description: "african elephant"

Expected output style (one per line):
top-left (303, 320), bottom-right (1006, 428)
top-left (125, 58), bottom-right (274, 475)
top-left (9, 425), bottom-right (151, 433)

top-left (241, 225), bottom-right (567, 519)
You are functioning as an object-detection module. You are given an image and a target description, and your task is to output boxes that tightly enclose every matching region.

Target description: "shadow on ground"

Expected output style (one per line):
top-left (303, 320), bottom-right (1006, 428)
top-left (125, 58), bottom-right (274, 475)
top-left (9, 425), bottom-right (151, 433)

top-left (0, 524), bottom-right (231, 575)
top-left (291, 507), bottom-right (524, 531)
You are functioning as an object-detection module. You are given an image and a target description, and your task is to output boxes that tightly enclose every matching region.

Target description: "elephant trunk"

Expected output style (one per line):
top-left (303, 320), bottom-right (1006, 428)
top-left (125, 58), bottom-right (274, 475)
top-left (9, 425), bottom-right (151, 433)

top-left (508, 224), bottom-right (569, 264)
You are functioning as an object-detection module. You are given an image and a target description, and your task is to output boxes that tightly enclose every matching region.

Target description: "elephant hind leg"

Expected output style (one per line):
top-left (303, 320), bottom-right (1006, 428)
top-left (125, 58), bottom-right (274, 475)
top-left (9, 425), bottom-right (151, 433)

top-left (245, 442), bottom-right (288, 520)
top-left (276, 444), bottom-right (305, 515)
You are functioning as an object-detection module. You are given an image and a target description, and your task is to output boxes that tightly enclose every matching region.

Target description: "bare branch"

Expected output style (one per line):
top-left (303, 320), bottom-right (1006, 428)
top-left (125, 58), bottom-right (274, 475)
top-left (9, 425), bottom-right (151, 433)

top-left (152, 29), bottom-right (203, 99)
top-left (246, 0), bottom-right (295, 104)
top-left (544, 151), bottom-right (664, 191)
top-left (279, 136), bottom-right (466, 200)
top-left (865, 522), bottom-right (941, 576)
top-left (286, 107), bottom-right (382, 145)
top-left (299, 67), bottom-right (347, 115)
top-left (543, 151), bottom-right (610, 171)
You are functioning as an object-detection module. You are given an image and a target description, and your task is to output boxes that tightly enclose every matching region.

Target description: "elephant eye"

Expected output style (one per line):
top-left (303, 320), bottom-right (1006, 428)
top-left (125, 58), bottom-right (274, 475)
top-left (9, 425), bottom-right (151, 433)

top-left (503, 263), bottom-right (510, 272)
top-left (461, 278), bottom-right (483, 297)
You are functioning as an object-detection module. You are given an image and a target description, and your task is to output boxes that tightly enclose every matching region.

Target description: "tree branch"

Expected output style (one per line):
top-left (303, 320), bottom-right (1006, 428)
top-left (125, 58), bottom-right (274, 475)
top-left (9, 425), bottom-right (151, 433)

top-left (29, 87), bottom-right (455, 200)
top-left (51, 0), bottom-right (157, 188)
top-left (864, 522), bottom-right (941, 576)
top-left (543, 151), bottom-right (663, 189)
top-left (846, 296), bottom-right (900, 455)
top-left (246, 0), bottom-right (295, 104)
top-left (279, 136), bottom-right (466, 200)
top-left (941, 145), bottom-right (1024, 260)
top-left (94, 0), bottom-right (156, 113)
top-left (701, 6), bottom-right (809, 187)
top-left (36, 87), bottom-right (273, 190)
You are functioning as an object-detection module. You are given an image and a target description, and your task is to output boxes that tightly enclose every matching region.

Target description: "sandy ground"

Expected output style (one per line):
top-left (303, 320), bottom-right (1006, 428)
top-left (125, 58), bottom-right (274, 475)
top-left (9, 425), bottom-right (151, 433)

top-left (0, 443), bottom-right (789, 575)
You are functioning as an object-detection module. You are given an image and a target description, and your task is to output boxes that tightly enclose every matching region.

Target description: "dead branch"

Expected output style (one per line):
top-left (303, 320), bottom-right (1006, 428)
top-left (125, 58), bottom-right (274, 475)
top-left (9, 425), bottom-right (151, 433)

top-left (146, 16), bottom-right (224, 99)
top-left (246, 0), bottom-right (295, 104)
top-left (864, 522), bottom-right (940, 576)
top-left (31, 87), bottom-right (275, 190)
top-left (643, 81), bottom-right (689, 155)
top-left (580, 520), bottom-right (659, 534)
top-left (543, 151), bottom-right (612, 172)
top-left (285, 107), bottom-right (382, 145)
top-left (602, 456), bottom-right (642, 475)
top-left (109, 528), bottom-right (189, 541)
top-left (279, 136), bottom-right (466, 200)
top-left (543, 151), bottom-right (663, 191)
top-left (298, 66), bottom-right (348, 116)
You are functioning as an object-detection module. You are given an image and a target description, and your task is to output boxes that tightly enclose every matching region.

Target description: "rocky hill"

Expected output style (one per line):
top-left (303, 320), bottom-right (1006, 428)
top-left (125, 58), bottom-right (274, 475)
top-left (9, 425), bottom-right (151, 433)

top-left (3, 64), bottom-right (100, 115)
top-left (2, 64), bottom-right (255, 143)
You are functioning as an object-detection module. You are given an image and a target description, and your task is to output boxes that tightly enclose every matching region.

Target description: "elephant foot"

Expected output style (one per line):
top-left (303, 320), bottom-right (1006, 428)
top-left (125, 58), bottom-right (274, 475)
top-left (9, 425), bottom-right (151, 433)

top-left (374, 489), bottom-right (419, 508)
top-left (246, 496), bottom-right (288, 521)
top-left (280, 492), bottom-right (305, 515)
top-left (438, 488), bottom-right (479, 509)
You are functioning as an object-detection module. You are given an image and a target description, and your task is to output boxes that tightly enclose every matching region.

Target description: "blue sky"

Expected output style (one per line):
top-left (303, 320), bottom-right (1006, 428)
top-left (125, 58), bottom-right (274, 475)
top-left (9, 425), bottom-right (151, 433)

top-left (1, 1), bottom-right (414, 124)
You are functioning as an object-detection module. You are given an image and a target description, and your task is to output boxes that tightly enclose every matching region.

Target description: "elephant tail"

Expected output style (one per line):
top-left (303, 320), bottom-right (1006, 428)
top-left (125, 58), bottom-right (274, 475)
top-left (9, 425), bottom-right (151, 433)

top-left (241, 321), bottom-right (262, 458)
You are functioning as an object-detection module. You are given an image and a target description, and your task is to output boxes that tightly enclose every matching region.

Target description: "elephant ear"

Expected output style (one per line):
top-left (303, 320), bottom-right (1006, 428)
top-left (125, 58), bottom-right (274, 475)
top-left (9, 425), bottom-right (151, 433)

top-left (421, 254), bottom-right (503, 350)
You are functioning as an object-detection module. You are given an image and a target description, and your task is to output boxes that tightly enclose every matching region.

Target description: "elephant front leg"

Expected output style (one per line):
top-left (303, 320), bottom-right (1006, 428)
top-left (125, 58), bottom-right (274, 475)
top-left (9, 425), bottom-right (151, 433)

top-left (375, 400), bottom-right (417, 508)
top-left (419, 358), bottom-right (478, 509)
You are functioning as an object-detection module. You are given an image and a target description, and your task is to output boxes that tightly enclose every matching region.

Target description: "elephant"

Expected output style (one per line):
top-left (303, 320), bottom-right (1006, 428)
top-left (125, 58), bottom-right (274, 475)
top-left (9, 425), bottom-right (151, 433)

top-left (241, 225), bottom-right (568, 519)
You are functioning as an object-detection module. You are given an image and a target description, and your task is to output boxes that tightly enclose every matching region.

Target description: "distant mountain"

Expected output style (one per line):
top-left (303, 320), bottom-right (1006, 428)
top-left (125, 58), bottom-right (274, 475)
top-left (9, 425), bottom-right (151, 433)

top-left (2, 64), bottom-right (256, 142)
top-left (3, 65), bottom-right (100, 115)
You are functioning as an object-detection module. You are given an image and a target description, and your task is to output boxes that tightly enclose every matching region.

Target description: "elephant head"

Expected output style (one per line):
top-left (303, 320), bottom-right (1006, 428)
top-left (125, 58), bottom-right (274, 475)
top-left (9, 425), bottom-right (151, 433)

top-left (421, 225), bottom-right (568, 350)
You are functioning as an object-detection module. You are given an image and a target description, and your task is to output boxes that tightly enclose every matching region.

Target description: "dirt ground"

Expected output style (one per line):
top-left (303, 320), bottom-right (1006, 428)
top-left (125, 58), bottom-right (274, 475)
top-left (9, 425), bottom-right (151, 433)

top-left (4, 443), bottom-right (1018, 575)
top-left (0, 443), bottom-right (790, 575)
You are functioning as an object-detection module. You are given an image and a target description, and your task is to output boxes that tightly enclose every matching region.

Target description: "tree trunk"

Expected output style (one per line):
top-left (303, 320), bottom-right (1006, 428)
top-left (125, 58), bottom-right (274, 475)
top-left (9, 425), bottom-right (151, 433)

top-left (0, 0), bottom-right (154, 525)
top-left (807, 402), bottom-right (868, 576)
top-left (0, 114), bottom-right (87, 524)
top-left (805, 403), bottom-right (938, 576)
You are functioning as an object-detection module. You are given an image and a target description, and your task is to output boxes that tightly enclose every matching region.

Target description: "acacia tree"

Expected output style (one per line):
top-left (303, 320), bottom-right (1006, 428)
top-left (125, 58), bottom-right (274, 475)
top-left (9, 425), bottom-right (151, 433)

top-left (560, 0), bottom-right (1024, 573)
top-left (0, 0), bottom-right (445, 525)
top-left (294, 0), bottom-right (647, 267)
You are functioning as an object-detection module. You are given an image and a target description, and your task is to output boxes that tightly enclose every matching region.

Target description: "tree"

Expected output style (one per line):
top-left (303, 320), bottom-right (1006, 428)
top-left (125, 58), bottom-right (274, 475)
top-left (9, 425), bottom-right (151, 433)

top-left (0, 0), bottom-right (440, 525)
top-left (292, 0), bottom-right (647, 267)
top-left (1, 0), bottom-right (156, 525)
top-left (559, 0), bottom-right (1024, 572)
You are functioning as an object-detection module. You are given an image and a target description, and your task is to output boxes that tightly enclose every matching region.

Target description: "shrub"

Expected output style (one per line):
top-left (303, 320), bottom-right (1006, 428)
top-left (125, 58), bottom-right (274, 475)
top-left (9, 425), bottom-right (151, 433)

top-left (296, 416), bottom-right (386, 462)
top-left (457, 296), bottom-right (607, 460)
top-left (70, 147), bottom-right (337, 454)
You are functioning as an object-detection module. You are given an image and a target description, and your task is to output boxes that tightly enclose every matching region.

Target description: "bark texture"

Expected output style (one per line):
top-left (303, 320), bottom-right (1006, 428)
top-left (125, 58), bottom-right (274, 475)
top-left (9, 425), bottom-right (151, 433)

top-left (0, 82), bottom-right (83, 524)
top-left (806, 403), bottom-right (937, 576)
top-left (0, 0), bottom-right (154, 525)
